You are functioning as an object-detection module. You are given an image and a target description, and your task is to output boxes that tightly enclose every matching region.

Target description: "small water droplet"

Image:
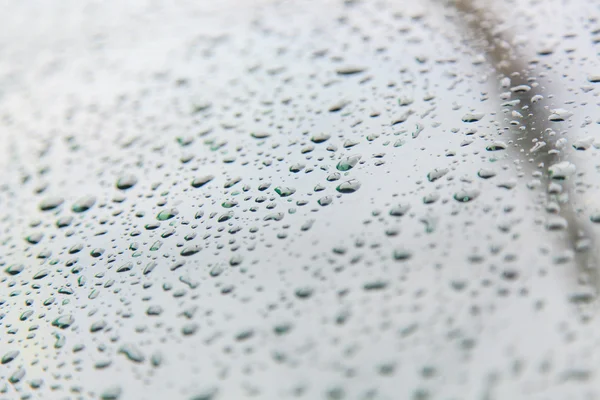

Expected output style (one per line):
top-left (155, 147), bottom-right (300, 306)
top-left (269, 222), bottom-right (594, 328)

top-left (453, 189), bottom-right (480, 202)
top-left (250, 132), bottom-right (270, 139)
top-left (119, 344), bottom-right (145, 363)
top-left (426, 168), bottom-right (448, 182)
top-left (39, 196), bottom-right (64, 211)
top-left (461, 112), bottom-right (485, 122)
top-left (318, 196), bottom-right (333, 206)
top-left (389, 204), bottom-right (411, 216)
top-left (295, 287), bottom-right (314, 298)
top-left (336, 66), bottom-right (366, 75)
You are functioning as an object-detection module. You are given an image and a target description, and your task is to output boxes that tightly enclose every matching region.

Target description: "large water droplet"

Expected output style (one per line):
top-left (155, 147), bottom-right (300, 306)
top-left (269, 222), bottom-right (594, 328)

top-left (336, 155), bottom-right (361, 171)
top-left (116, 174), bottom-right (138, 190)
top-left (52, 314), bottom-right (75, 329)
top-left (72, 196), bottom-right (96, 213)
top-left (336, 179), bottom-right (361, 193)
top-left (275, 187), bottom-right (296, 197)
top-left (191, 175), bottom-right (214, 188)
top-left (1, 350), bottom-right (19, 364)
top-left (157, 208), bottom-right (179, 221)
top-left (548, 161), bottom-right (576, 180)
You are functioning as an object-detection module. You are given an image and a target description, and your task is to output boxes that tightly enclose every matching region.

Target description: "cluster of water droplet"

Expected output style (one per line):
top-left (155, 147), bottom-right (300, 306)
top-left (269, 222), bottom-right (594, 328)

top-left (2, 0), bottom-right (600, 399)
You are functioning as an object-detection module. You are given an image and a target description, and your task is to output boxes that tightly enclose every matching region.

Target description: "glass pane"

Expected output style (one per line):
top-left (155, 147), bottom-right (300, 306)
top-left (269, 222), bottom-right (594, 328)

top-left (1, 0), bottom-right (599, 398)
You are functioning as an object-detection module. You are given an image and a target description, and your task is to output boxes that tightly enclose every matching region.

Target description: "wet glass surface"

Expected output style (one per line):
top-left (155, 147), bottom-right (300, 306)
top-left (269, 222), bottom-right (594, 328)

top-left (2, 0), bottom-right (600, 398)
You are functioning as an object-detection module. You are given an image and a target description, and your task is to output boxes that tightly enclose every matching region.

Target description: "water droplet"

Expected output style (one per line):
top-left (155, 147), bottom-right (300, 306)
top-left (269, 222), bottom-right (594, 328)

top-left (191, 175), bottom-right (214, 188)
top-left (336, 66), bottom-right (366, 75)
top-left (90, 320), bottom-right (107, 333)
top-left (39, 196), bottom-right (64, 211)
top-left (587, 74), bottom-right (600, 83)
top-left (5, 264), bottom-right (24, 276)
top-left (190, 387), bottom-right (219, 400)
top-left (56, 215), bottom-right (73, 228)
top-left (119, 344), bottom-right (145, 363)
top-left (157, 208), bottom-right (179, 221)
top-left (530, 141), bottom-right (546, 152)
top-left (336, 155), bottom-right (361, 171)
top-left (329, 101), bottom-right (349, 113)
top-left (548, 161), bottom-right (576, 180)
top-left (235, 329), bottom-right (255, 341)
top-left (72, 195), bottom-right (96, 213)
top-left (318, 196), bottom-right (332, 206)
top-left (210, 264), bottom-right (225, 277)
top-left (25, 232), bottom-right (43, 244)
top-left (311, 133), bottom-right (331, 143)
top-left (389, 204), bottom-right (411, 216)
top-left (181, 245), bottom-right (202, 256)
top-left (263, 212), bottom-right (284, 221)
top-left (151, 352), bottom-right (163, 367)
top-left (101, 386), bottom-right (122, 400)
top-left (343, 139), bottom-right (359, 149)
top-left (453, 189), bottom-right (480, 202)
top-left (511, 84), bottom-right (531, 93)
top-left (275, 187), bottom-right (296, 197)
top-left (423, 192), bottom-right (439, 204)
top-left (218, 211), bottom-right (233, 222)
top-left (485, 141), bottom-right (507, 151)
top-left (461, 112), bottom-right (485, 122)
top-left (222, 199), bottom-right (238, 208)
top-left (91, 248), bottom-right (105, 257)
top-left (548, 108), bottom-right (573, 121)
top-left (224, 177), bottom-right (242, 188)
top-left (363, 280), bottom-right (388, 291)
top-left (250, 132), bottom-right (270, 139)
top-left (295, 287), bottom-right (314, 298)
top-left (393, 248), bottom-right (412, 261)
top-left (546, 217), bottom-right (568, 231)
top-left (117, 262), bottom-right (133, 273)
top-left (573, 137), bottom-right (594, 151)
top-left (477, 169), bottom-right (496, 179)
top-left (9, 368), bottom-right (26, 384)
top-left (336, 179), bottom-right (361, 193)
top-left (116, 174), bottom-right (138, 190)
top-left (327, 172), bottom-right (341, 182)
top-left (1, 350), bottom-right (19, 364)
top-left (147, 305), bottom-right (163, 316)
top-left (289, 163), bottom-right (305, 173)
top-left (52, 314), bottom-right (75, 329)
top-left (426, 168), bottom-right (448, 182)
top-left (33, 269), bottom-right (50, 280)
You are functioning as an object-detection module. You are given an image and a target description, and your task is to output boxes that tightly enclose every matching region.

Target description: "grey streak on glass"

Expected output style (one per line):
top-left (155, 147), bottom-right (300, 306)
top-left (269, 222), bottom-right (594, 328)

top-left (453, 0), bottom-right (598, 313)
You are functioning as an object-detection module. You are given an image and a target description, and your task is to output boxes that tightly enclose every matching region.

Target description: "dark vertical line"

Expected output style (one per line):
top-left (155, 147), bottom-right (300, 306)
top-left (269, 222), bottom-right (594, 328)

top-left (450, 0), bottom-right (598, 309)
